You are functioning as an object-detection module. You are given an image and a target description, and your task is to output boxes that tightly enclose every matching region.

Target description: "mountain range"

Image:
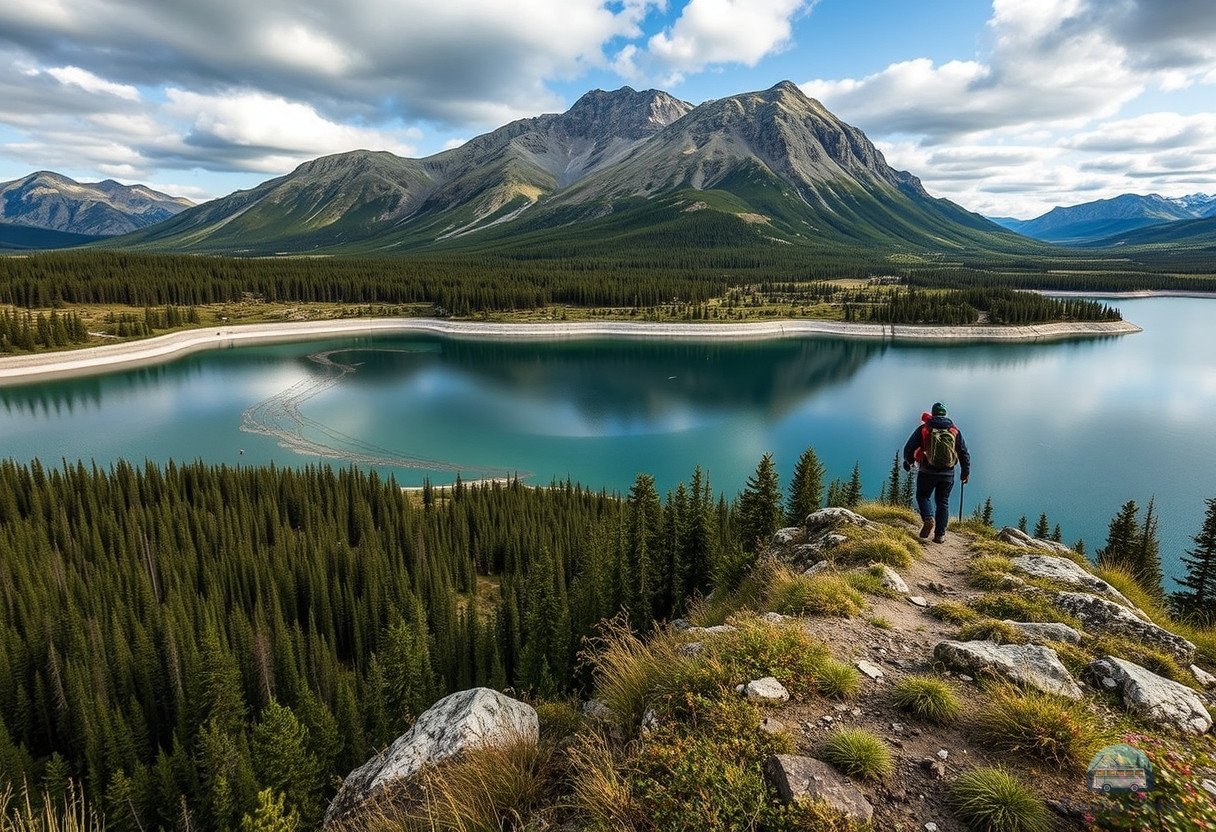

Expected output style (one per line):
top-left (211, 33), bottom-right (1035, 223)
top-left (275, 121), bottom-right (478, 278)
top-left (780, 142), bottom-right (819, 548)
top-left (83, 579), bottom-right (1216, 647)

top-left (991, 192), bottom-right (1216, 244)
top-left (0, 172), bottom-right (193, 243)
top-left (112, 81), bottom-right (1027, 256)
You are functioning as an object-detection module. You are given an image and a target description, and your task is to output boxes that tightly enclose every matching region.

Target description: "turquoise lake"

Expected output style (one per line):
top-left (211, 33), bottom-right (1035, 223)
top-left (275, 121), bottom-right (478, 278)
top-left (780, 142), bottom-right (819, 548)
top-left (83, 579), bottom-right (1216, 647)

top-left (2, 296), bottom-right (1213, 585)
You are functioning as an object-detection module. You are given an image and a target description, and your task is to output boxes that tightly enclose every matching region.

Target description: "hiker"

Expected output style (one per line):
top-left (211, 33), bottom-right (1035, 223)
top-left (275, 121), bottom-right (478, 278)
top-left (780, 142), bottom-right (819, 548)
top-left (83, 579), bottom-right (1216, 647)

top-left (902, 402), bottom-right (970, 543)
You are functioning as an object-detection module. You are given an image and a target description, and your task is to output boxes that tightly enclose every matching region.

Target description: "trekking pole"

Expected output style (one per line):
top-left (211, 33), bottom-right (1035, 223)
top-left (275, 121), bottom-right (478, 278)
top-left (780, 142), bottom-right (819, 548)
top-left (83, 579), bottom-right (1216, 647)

top-left (958, 478), bottom-right (965, 522)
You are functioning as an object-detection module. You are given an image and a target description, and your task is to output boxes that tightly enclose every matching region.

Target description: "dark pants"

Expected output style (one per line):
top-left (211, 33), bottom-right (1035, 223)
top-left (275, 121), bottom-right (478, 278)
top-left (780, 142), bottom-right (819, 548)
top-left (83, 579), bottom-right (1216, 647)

top-left (916, 471), bottom-right (955, 536)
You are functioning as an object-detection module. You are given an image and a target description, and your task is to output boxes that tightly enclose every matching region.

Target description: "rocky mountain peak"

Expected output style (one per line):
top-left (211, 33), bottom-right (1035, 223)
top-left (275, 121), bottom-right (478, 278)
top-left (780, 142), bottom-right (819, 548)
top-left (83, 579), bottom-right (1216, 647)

top-left (561, 86), bottom-right (692, 139)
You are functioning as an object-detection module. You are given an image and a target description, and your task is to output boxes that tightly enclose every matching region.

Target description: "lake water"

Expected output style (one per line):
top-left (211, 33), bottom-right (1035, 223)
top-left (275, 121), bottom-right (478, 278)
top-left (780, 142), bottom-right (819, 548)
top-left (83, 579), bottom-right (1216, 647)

top-left (2, 296), bottom-right (1213, 586)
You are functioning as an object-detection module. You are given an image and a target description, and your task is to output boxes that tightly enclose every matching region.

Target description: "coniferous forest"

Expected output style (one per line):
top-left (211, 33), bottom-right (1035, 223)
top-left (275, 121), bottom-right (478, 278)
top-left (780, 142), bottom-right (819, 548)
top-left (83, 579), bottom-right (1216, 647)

top-left (0, 459), bottom-right (743, 831)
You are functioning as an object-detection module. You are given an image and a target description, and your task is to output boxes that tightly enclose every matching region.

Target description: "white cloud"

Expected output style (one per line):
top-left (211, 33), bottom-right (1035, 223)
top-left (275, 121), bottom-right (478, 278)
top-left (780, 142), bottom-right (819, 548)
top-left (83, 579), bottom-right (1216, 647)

top-left (46, 65), bottom-right (140, 100)
top-left (615, 0), bottom-right (810, 83)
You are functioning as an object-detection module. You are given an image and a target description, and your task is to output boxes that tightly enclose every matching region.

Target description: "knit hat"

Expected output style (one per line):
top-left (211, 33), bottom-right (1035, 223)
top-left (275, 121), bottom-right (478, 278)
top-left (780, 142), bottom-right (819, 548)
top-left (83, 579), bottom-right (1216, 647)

top-left (931, 402), bottom-right (948, 416)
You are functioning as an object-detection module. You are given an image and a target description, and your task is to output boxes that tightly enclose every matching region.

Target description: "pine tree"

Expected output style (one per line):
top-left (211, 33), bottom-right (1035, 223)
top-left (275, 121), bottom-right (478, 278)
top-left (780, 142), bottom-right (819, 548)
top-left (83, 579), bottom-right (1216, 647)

top-left (843, 463), bottom-right (863, 508)
top-left (1052, 523), bottom-right (1062, 543)
top-left (1017, 515), bottom-right (1028, 533)
top-left (981, 498), bottom-right (993, 527)
top-left (900, 470), bottom-right (914, 508)
top-left (251, 701), bottom-right (321, 827)
top-left (1034, 513), bottom-right (1050, 539)
top-left (624, 474), bottom-right (662, 628)
top-left (683, 467), bottom-right (715, 598)
top-left (240, 789), bottom-right (299, 832)
top-left (826, 479), bottom-right (844, 508)
top-left (1097, 500), bottom-right (1141, 575)
top-left (1134, 497), bottom-right (1164, 600)
top-left (786, 447), bottom-right (825, 524)
top-left (1173, 497), bottom-right (1216, 626)
top-left (738, 453), bottom-right (783, 550)
top-left (885, 453), bottom-right (902, 506)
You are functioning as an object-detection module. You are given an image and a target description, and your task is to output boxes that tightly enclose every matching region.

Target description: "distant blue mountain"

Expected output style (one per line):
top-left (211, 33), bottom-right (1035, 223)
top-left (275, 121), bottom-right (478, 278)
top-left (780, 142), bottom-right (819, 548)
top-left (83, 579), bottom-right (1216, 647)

top-left (990, 193), bottom-right (1216, 244)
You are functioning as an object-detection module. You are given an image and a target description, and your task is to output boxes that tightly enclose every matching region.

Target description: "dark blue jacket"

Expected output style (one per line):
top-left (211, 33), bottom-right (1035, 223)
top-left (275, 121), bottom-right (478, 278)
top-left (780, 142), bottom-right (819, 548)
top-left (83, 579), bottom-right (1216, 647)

top-left (904, 415), bottom-right (970, 479)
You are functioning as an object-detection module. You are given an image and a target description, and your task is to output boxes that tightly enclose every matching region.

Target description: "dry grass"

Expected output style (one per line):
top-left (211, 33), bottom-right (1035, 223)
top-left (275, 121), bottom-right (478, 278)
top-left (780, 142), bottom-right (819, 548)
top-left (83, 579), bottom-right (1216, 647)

top-left (966, 553), bottom-right (1017, 590)
top-left (830, 527), bottom-right (919, 569)
top-left (844, 565), bottom-right (902, 598)
top-left (971, 688), bottom-right (1103, 768)
top-left (968, 592), bottom-right (1079, 628)
top-left (854, 501), bottom-right (919, 526)
top-left (951, 517), bottom-right (996, 538)
top-left (928, 601), bottom-right (981, 625)
top-left (0, 785), bottom-right (104, 832)
top-left (566, 733), bottom-right (641, 831)
top-left (958, 618), bottom-right (1027, 645)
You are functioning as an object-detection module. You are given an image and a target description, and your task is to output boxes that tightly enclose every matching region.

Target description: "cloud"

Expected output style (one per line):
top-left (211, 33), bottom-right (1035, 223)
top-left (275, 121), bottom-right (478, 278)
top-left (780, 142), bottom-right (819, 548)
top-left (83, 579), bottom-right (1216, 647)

top-left (45, 66), bottom-right (140, 101)
top-left (0, 0), bottom-right (653, 129)
top-left (615, 0), bottom-right (811, 83)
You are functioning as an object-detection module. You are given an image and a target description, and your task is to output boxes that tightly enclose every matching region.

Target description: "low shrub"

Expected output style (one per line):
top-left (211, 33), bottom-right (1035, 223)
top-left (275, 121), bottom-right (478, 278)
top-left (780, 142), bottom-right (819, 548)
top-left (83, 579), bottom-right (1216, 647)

top-left (928, 601), bottom-right (980, 625)
top-left (958, 618), bottom-right (1027, 645)
top-left (890, 676), bottom-right (962, 724)
top-left (818, 728), bottom-right (893, 781)
top-left (706, 616), bottom-right (829, 695)
top-left (867, 615), bottom-right (893, 630)
top-left (766, 570), bottom-right (864, 618)
top-left (813, 658), bottom-right (861, 700)
top-left (627, 694), bottom-right (794, 832)
top-left (950, 767), bottom-right (1051, 832)
top-left (971, 688), bottom-right (1102, 767)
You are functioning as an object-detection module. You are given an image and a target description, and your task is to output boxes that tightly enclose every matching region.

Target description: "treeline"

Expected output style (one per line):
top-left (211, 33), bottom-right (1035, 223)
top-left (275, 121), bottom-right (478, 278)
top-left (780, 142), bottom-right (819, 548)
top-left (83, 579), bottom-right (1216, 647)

top-left (0, 308), bottom-right (89, 353)
top-left (844, 286), bottom-right (1120, 325)
top-left (906, 268), bottom-right (1216, 294)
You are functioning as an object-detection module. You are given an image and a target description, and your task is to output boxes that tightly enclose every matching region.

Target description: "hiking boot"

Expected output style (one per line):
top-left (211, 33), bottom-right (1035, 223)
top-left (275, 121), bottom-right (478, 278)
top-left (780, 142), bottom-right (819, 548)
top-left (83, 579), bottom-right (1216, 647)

top-left (919, 517), bottom-right (934, 539)
top-left (933, 535), bottom-right (945, 544)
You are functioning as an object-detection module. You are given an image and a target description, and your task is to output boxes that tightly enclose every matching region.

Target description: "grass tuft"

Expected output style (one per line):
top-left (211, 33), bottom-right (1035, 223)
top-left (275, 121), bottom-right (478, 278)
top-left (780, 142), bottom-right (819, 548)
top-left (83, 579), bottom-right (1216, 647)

top-left (950, 767), bottom-right (1052, 832)
top-left (844, 565), bottom-right (902, 598)
top-left (818, 728), bottom-right (894, 781)
top-left (958, 618), bottom-right (1027, 645)
top-left (567, 733), bottom-right (641, 831)
top-left (854, 501), bottom-right (919, 526)
top-left (0, 784), bottom-right (104, 832)
top-left (765, 569), bottom-right (864, 618)
top-left (533, 699), bottom-right (584, 744)
top-left (813, 658), bottom-right (862, 700)
top-left (890, 676), bottom-right (962, 724)
top-left (830, 526), bottom-right (919, 569)
top-left (928, 601), bottom-right (981, 625)
top-left (867, 614), bottom-right (893, 630)
top-left (971, 688), bottom-right (1103, 767)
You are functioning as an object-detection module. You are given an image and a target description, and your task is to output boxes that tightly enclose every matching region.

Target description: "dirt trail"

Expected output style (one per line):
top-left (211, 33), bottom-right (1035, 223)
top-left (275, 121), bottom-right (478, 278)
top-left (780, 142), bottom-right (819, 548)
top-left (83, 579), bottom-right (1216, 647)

top-left (778, 523), bottom-right (1091, 832)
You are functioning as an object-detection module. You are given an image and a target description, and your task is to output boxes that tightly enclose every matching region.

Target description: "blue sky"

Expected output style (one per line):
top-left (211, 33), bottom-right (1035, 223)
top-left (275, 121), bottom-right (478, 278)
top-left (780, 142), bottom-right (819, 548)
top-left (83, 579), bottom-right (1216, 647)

top-left (1, 0), bottom-right (1214, 217)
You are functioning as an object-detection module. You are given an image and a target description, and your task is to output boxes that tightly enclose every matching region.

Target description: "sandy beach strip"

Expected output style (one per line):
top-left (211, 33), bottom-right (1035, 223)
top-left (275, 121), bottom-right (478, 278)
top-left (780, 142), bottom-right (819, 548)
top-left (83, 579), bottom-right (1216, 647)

top-left (0, 316), bottom-right (1142, 384)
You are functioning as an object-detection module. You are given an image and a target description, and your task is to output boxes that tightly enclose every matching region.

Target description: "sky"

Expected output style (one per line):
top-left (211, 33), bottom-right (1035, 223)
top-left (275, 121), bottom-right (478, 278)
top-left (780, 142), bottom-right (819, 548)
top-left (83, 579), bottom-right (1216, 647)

top-left (1, 0), bottom-right (1215, 218)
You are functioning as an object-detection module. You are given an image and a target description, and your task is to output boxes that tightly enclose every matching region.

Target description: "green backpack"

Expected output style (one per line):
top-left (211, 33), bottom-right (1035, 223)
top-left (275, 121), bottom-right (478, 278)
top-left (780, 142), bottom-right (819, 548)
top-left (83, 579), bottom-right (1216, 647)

top-left (924, 426), bottom-right (959, 468)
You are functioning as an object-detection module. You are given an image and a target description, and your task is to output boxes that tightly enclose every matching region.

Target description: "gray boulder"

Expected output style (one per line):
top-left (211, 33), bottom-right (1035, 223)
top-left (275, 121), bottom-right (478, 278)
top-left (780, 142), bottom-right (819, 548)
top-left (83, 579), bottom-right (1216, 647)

top-left (772, 526), bottom-right (806, 547)
top-left (740, 676), bottom-right (790, 703)
top-left (803, 559), bottom-right (831, 576)
top-left (1003, 620), bottom-right (1084, 645)
top-left (1011, 554), bottom-right (1143, 614)
top-left (325, 688), bottom-right (538, 823)
top-left (684, 624), bottom-right (738, 637)
top-left (1192, 664), bottom-right (1216, 689)
top-left (805, 507), bottom-right (874, 536)
top-left (760, 611), bottom-right (793, 625)
top-left (933, 640), bottom-right (1083, 699)
top-left (764, 754), bottom-right (874, 823)
top-left (1088, 656), bottom-right (1212, 735)
top-left (1053, 591), bottom-right (1195, 664)
top-left (855, 563), bottom-right (908, 594)
top-left (997, 527), bottom-right (1073, 555)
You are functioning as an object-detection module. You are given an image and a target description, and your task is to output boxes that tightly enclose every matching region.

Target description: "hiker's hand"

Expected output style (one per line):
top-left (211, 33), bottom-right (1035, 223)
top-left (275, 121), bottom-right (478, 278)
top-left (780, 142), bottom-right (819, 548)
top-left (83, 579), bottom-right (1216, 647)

top-left (961, 476), bottom-right (969, 484)
top-left (902, 461), bottom-right (911, 472)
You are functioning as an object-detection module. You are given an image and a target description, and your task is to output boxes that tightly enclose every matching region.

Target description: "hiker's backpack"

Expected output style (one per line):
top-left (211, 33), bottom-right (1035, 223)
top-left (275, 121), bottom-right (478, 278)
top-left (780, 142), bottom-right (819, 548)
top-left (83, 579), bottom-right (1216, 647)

top-left (921, 425), bottom-right (959, 468)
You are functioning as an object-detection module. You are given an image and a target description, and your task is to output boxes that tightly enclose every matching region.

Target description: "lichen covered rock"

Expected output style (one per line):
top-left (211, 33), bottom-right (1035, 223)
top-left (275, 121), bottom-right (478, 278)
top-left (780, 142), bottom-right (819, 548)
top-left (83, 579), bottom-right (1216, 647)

top-left (933, 640), bottom-right (1083, 699)
top-left (1088, 656), bottom-right (1212, 735)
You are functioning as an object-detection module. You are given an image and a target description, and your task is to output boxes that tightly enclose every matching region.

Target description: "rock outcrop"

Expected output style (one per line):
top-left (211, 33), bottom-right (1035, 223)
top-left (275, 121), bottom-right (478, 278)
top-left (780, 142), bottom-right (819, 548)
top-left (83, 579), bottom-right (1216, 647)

top-left (739, 677), bottom-right (791, 703)
top-left (764, 754), bottom-right (874, 823)
top-left (1010, 554), bottom-right (1143, 614)
top-left (325, 688), bottom-right (539, 824)
top-left (1003, 620), bottom-right (1084, 645)
top-left (805, 507), bottom-right (874, 536)
top-left (1088, 657), bottom-right (1212, 735)
top-left (996, 527), bottom-right (1073, 555)
top-left (933, 640), bottom-right (1083, 699)
top-left (1052, 591), bottom-right (1195, 664)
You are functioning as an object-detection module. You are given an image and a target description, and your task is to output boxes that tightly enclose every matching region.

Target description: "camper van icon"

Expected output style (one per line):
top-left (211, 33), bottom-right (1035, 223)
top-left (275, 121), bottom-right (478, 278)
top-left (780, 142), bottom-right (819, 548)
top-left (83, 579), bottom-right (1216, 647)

top-left (1087, 744), bottom-right (1154, 794)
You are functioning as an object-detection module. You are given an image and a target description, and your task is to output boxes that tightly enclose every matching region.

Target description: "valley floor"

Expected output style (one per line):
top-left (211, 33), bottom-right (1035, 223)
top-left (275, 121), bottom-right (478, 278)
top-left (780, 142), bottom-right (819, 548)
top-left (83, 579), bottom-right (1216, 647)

top-left (0, 316), bottom-right (1141, 384)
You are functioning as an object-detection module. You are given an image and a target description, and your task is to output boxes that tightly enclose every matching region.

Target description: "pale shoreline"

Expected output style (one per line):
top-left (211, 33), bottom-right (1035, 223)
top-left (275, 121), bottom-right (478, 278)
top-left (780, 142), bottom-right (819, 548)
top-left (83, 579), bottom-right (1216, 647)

top-left (0, 316), bottom-right (1142, 384)
top-left (1039, 289), bottom-right (1216, 299)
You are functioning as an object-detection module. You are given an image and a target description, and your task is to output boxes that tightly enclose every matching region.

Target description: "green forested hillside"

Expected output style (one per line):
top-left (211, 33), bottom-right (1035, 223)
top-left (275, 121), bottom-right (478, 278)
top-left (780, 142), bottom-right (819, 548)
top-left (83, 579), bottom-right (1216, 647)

top-left (0, 460), bottom-right (737, 830)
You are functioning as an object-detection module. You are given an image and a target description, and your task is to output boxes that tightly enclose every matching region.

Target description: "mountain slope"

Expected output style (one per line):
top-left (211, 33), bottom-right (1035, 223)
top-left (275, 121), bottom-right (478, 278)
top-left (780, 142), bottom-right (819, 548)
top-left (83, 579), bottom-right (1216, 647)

top-left (1088, 214), bottom-right (1216, 249)
top-left (114, 82), bottom-right (1030, 256)
top-left (0, 221), bottom-right (104, 250)
top-left (0, 171), bottom-right (193, 236)
top-left (994, 193), bottom-right (1216, 243)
